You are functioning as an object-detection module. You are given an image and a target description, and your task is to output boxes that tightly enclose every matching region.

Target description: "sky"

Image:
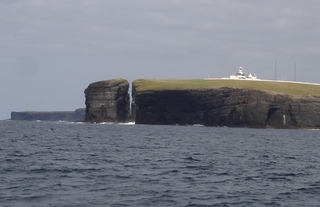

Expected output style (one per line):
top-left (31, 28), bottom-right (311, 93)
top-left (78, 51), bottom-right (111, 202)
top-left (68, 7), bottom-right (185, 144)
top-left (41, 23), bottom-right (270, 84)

top-left (1, 0), bottom-right (320, 120)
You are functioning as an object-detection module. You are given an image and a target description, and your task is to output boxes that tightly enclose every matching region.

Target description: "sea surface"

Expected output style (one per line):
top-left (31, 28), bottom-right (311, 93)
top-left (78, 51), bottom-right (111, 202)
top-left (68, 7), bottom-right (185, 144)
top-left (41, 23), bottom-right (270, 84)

top-left (0, 120), bottom-right (320, 207)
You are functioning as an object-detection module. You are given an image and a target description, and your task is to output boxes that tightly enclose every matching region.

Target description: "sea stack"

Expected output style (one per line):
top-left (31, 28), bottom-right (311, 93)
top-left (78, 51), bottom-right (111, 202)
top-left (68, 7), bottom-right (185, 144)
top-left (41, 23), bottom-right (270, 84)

top-left (84, 78), bottom-right (130, 123)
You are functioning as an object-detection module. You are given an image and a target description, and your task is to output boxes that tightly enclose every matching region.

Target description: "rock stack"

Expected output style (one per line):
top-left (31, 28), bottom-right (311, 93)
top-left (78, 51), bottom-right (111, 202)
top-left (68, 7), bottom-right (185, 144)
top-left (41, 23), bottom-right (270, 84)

top-left (84, 78), bottom-right (130, 123)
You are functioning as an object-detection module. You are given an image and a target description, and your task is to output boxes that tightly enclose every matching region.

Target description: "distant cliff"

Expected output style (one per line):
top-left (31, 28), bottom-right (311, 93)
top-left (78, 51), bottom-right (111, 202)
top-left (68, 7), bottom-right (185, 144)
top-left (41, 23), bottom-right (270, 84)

top-left (84, 78), bottom-right (130, 123)
top-left (11, 108), bottom-right (85, 122)
top-left (132, 80), bottom-right (320, 128)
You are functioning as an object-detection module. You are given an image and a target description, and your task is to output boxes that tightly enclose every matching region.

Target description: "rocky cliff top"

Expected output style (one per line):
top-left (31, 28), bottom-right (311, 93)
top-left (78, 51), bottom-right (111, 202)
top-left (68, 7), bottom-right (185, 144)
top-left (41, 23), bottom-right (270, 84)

top-left (86, 78), bottom-right (129, 89)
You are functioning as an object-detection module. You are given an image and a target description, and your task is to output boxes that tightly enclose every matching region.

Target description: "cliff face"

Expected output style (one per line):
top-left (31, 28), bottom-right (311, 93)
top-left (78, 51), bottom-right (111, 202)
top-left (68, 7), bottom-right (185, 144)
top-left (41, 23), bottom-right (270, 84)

top-left (132, 87), bottom-right (320, 128)
top-left (84, 78), bottom-right (130, 123)
top-left (10, 108), bottom-right (85, 121)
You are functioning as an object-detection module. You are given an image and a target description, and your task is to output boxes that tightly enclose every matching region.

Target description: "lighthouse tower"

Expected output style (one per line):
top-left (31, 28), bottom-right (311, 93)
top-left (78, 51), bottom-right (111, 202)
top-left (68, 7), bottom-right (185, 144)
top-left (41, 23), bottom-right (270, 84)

top-left (238, 67), bottom-right (243, 75)
top-left (229, 66), bottom-right (247, 79)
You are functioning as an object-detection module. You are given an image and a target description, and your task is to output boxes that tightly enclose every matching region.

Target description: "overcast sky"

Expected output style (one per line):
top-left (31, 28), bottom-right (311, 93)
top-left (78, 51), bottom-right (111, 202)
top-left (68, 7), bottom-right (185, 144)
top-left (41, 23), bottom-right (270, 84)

top-left (1, 0), bottom-right (320, 120)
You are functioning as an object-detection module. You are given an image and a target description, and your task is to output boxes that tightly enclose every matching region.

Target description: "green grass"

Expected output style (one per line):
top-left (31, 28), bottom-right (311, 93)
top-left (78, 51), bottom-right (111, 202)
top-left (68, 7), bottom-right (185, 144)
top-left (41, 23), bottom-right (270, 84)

top-left (133, 79), bottom-right (320, 96)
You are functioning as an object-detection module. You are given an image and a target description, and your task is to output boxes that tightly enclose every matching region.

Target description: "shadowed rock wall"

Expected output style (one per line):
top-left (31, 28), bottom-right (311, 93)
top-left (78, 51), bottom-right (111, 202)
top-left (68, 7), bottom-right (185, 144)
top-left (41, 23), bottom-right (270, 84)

top-left (132, 86), bottom-right (320, 128)
top-left (84, 78), bottom-right (130, 123)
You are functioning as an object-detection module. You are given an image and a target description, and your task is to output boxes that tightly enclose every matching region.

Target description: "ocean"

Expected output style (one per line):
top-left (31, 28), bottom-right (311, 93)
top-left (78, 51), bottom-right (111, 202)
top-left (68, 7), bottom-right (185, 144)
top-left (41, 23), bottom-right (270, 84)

top-left (0, 120), bottom-right (320, 207)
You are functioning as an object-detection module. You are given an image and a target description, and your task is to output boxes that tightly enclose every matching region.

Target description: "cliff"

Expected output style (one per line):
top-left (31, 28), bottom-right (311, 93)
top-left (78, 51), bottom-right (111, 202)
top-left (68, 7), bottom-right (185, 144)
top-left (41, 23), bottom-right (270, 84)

top-left (84, 78), bottom-right (130, 123)
top-left (132, 79), bottom-right (320, 128)
top-left (10, 108), bottom-right (85, 121)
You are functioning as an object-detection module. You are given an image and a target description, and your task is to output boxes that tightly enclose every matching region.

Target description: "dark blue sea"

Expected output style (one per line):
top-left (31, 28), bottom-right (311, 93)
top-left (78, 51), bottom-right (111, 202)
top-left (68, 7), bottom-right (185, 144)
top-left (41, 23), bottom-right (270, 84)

top-left (1, 120), bottom-right (320, 207)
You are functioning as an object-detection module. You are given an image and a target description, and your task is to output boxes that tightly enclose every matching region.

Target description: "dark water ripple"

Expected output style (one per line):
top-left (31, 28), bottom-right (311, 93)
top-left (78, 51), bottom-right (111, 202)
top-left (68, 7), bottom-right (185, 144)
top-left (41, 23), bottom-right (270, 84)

top-left (1, 121), bottom-right (320, 206)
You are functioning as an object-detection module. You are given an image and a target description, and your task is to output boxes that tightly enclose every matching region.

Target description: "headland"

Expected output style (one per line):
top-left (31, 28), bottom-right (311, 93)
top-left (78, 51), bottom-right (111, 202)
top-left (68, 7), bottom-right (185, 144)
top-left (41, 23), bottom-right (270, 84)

top-left (130, 78), bottom-right (320, 128)
top-left (10, 108), bottom-right (85, 122)
top-left (12, 74), bottom-right (320, 129)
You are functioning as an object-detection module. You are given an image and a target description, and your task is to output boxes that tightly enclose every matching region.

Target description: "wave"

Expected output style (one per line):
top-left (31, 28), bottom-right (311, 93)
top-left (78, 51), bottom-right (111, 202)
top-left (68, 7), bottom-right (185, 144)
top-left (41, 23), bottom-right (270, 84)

top-left (118, 122), bottom-right (135, 125)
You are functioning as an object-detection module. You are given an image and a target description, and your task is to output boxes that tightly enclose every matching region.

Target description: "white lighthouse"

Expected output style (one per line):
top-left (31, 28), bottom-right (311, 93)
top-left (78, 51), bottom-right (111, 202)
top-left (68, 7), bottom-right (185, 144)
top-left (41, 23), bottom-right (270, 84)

top-left (238, 67), bottom-right (243, 75)
top-left (230, 67), bottom-right (246, 79)
top-left (229, 66), bottom-right (259, 80)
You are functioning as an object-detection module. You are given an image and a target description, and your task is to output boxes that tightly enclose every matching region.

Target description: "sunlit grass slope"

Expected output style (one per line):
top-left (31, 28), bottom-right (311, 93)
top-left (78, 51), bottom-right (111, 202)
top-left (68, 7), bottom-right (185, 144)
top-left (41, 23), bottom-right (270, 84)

top-left (133, 79), bottom-right (320, 96)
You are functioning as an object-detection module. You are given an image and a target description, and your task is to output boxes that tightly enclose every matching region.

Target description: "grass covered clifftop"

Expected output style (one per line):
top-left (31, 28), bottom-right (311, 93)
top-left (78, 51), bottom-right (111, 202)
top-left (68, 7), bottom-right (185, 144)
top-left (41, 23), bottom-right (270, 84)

top-left (133, 79), bottom-right (320, 96)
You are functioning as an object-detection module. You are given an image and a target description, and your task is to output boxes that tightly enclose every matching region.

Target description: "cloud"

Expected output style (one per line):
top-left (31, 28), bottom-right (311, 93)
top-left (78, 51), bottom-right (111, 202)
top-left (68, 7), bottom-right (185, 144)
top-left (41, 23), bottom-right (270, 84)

top-left (16, 56), bottom-right (39, 77)
top-left (1, 0), bottom-right (320, 119)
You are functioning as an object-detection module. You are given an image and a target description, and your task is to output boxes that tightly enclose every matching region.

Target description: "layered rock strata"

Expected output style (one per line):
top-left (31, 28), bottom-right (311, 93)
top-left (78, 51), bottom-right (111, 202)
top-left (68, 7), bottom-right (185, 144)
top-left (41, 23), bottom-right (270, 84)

top-left (10, 108), bottom-right (85, 122)
top-left (132, 86), bottom-right (320, 128)
top-left (84, 79), bottom-right (130, 123)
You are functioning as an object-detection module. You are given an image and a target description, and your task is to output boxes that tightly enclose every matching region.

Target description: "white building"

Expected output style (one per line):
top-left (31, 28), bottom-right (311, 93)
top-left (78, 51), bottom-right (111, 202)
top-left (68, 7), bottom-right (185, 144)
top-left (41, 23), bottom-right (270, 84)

top-left (230, 67), bottom-right (258, 80)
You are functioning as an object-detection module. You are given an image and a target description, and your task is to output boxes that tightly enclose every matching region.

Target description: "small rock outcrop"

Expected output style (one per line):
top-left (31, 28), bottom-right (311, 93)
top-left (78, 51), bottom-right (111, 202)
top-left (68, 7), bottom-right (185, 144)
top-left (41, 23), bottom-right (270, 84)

top-left (84, 78), bottom-right (130, 123)
top-left (132, 86), bottom-right (320, 128)
top-left (10, 108), bottom-right (85, 122)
